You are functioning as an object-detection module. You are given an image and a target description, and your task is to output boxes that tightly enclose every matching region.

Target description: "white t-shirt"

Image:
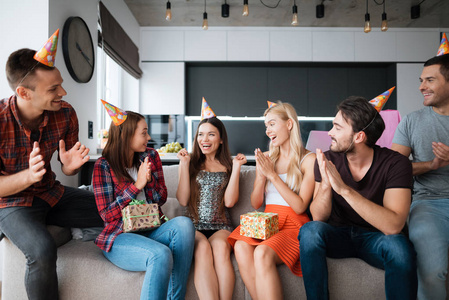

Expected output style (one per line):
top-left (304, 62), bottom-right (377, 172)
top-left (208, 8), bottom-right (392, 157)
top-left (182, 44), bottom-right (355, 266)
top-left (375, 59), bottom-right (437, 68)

top-left (126, 167), bottom-right (146, 201)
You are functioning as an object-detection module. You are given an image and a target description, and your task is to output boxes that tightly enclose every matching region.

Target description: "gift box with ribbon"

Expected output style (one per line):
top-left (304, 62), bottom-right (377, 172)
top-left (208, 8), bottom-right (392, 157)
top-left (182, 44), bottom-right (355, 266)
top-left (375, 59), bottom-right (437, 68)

top-left (240, 211), bottom-right (279, 240)
top-left (122, 199), bottom-right (162, 233)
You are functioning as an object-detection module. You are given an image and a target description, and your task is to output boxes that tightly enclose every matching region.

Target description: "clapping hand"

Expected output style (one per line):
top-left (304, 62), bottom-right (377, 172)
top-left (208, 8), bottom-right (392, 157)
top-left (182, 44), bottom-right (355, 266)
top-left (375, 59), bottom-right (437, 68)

top-left (316, 148), bottom-right (347, 195)
top-left (59, 140), bottom-right (90, 172)
top-left (430, 142), bottom-right (449, 170)
top-left (254, 148), bottom-right (275, 181)
top-left (135, 156), bottom-right (152, 189)
top-left (28, 142), bottom-right (46, 183)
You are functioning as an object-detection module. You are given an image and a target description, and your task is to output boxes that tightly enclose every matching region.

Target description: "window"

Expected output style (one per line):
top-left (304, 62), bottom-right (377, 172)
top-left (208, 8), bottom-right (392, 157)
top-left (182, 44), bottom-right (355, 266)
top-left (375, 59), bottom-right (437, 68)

top-left (96, 47), bottom-right (139, 136)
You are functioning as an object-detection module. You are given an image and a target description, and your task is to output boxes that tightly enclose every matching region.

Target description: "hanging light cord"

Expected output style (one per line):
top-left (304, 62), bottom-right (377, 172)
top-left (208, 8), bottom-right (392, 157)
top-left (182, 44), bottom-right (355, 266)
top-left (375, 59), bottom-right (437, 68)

top-left (204, 0), bottom-right (206, 12)
top-left (366, 0), bottom-right (369, 14)
top-left (259, 0), bottom-right (283, 9)
top-left (373, 0), bottom-right (384, 5)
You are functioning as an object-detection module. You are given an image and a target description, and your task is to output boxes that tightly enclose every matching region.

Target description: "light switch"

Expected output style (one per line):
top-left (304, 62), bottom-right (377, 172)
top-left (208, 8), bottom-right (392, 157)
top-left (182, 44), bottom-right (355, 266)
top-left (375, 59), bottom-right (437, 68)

top-left (88, 121), bottom-right (93, 139)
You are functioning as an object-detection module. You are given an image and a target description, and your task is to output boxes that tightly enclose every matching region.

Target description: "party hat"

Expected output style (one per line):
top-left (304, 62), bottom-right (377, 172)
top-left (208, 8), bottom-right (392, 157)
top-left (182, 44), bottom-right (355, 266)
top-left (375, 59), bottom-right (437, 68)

top-left (33, 29), bottom-right (59, 67)
top-left (369, 87), bottom-right (395, 112)
top-left (437, 33), bottom-right (448, 56)
top-left (101, 99), bottom-right (128, 126)
top-left (201, 97), bottom-right (216, 120)
top-left (267, 101), bottom-right (277, 108)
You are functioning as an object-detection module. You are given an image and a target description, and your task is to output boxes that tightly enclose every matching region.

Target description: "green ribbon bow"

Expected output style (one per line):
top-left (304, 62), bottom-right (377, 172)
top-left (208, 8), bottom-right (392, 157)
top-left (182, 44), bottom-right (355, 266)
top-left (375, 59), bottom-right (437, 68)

top-left (129, 199), bottom-right (146, 205)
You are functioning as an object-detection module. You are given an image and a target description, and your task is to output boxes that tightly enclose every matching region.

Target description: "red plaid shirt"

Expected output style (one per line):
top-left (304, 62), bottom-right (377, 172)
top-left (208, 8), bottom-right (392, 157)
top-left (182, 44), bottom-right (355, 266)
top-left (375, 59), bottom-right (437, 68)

top-left (0, 96), bottom-right (79, 208)
top-left (92, 148), bottom-right (167, 252)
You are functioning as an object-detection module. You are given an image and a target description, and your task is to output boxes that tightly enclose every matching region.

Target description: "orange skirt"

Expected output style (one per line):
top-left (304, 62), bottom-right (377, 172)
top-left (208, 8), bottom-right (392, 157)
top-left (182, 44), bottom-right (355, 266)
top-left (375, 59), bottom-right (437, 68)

top-left (227, 204), bottom-right (310, 277)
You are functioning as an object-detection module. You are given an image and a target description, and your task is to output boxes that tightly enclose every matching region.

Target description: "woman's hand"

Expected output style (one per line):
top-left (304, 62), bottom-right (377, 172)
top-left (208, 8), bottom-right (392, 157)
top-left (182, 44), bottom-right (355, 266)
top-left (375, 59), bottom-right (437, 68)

top-left (254, 148), bottom-right (276, 181)
top-left (233, 153), bottom-right (247, 167)
top-left (135, 156), bottom-right (152, 190)
top-left (177, 148), bottom-right (190, 165)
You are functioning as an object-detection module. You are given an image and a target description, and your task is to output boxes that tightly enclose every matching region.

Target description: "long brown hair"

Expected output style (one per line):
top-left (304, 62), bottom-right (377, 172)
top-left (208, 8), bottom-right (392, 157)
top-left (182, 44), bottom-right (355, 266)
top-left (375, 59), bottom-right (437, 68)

top-left (188, 117), bottom-right (233, 221)
top-left (102, 111), bottom-right (145, 182)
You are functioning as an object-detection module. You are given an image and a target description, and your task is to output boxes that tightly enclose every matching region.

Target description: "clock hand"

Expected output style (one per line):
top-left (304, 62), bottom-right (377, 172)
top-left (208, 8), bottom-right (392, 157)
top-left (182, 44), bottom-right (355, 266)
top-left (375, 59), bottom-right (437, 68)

top-left (76, 42), bottom-right (93, 68)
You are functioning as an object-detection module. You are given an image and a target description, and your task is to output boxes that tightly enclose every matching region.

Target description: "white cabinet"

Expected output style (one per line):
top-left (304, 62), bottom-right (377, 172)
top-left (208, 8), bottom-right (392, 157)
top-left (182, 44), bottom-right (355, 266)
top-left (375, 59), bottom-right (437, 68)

top-left (312, 31), bottom-right (355, 61)
top-left (396, 31), bottom-right (440, 62)
top-left (184, 30), bottom-right (227, 61)
top-left (140, 30), bottom-right (184, 61)
top-left (227, 31), bottom-right (270, 61)
top-left (355, 31), bottom-right (397, 61)
top-left (140, 27), bottom-right (442, 63)
top-left (270, 31), bottom-right (312, 61)
top-left (139, 62), bottom-right (185, 115)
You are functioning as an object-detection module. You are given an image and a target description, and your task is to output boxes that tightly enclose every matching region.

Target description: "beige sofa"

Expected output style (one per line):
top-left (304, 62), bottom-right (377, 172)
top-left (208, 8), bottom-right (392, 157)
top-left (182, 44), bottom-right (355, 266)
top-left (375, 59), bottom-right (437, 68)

top-left (2, 165), bottom-right (401, 299)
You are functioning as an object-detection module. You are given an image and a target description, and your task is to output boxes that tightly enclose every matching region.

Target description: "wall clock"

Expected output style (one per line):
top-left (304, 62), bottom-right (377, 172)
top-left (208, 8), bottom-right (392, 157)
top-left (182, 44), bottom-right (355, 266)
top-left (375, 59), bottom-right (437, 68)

top-left (62, 17), bottom-right (95, 83)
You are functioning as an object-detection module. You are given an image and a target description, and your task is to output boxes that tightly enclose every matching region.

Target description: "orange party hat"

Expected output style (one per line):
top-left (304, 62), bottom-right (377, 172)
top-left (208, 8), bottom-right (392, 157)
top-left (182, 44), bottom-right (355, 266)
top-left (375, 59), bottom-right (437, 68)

top-left (33, 29), bottom-right (59, 67)
top-left (437, 33), bottom-right (449, 56)
top-left (201, 97), bottom-right (216, 120)
top-left (101, 99), bottom-right (128, 126)
top-left (267, 101), bottom-right (277, 108)
top-left (369, 87), bottom-right (395, 112)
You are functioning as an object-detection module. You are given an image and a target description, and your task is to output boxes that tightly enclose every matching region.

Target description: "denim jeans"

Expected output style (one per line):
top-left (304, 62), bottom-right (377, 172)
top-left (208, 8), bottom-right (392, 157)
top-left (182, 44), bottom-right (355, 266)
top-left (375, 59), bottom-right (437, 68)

top-left (409, 199), bottom-right (449, 300)
top-left (0, 186), bottom-right (103, 300)
top-left (298, 221), bottom-right (417, 300)
top-left (103, 216), bottom-right (195, 300)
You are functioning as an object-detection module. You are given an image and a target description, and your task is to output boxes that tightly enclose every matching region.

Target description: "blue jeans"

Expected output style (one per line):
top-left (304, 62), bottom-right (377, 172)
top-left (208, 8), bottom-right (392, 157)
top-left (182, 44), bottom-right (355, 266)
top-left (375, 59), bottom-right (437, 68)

top-left (103, 216), bottom-right (195, 300)
top-left (409, 199), bottom-right (449, 300)
top-left (0, 186), bottom-right (103, 300)
top-left (298, 221), bottom-right (417, 300)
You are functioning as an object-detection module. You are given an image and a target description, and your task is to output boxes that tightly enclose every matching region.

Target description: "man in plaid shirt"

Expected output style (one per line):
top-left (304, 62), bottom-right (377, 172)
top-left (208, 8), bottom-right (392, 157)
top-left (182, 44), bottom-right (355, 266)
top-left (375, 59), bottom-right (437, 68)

top-left (0, 48), bottom-right (103, 300)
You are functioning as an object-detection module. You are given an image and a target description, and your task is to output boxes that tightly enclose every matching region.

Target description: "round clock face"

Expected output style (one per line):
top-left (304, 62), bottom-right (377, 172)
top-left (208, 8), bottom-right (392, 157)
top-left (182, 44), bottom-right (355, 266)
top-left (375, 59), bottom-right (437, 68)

top-left (62, 17), bottom-right (95, 83)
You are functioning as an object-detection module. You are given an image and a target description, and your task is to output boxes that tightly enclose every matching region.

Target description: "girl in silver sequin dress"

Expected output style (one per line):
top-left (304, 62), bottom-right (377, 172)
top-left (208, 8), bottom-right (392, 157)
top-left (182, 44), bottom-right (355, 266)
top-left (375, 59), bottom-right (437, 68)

top-left (177, 117), bottom-right (246, 300)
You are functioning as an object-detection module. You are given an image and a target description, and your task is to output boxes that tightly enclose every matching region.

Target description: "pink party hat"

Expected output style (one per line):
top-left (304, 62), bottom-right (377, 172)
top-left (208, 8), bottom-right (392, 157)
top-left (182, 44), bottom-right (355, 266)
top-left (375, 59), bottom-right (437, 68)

top-left (267, 101), bottom-right (277, 108)
top-left (101, 99), bottom-right (128, 126)
top-left (201, 97), bottom-right (216, 120)
top-left (33, 29), bottom-right (59, 67)
top-left (437, 33), bottom-right (449, 56)
top-left (369, 87), bottom-right (395, 112)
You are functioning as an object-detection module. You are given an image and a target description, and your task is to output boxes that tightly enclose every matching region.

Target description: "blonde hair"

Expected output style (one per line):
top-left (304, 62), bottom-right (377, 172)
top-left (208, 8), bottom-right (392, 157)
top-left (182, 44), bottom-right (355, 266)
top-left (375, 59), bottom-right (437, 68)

top-left (264, 101), bottom-right (307, 193)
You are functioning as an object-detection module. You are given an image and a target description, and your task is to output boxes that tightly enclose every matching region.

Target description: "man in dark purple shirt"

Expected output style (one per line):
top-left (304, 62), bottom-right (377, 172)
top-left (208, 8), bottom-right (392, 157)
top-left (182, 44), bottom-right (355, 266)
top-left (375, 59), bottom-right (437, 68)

top-left (298, 96), bottom-right (417, 300)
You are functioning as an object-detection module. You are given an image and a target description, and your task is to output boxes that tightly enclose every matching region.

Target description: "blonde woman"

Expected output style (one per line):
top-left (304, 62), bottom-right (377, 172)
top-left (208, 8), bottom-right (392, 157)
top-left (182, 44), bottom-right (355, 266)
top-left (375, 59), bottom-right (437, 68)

top-left (227, 101), bottom-right (315, 300)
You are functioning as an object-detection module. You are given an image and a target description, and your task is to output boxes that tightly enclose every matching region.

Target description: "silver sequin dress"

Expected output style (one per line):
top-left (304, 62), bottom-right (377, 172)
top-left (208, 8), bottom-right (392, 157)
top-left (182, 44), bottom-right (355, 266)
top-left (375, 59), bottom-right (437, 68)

top-left (187, 171), bottom-right (233, 232)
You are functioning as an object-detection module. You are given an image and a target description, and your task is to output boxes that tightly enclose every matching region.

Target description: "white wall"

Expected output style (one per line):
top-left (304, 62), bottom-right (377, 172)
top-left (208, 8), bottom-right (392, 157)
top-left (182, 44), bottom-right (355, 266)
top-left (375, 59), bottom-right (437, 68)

top-left (0, 0), bottom-right (50, 283)
top-left (0, 0), bottom-right (49, 97)
top-left (397, 64), bottom-right (426, 117)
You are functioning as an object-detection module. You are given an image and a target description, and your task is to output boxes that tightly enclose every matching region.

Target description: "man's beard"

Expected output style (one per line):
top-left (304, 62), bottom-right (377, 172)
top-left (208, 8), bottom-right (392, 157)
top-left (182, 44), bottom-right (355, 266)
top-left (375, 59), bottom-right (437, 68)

top-left (330, 134), bottom-right (355, 154)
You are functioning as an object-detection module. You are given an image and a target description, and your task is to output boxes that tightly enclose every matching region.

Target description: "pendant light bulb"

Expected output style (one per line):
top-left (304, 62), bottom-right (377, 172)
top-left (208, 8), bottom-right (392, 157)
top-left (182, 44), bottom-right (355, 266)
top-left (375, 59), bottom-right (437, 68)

top-left (291, 4), bottom-right (299, 26)
top-left (165, 1), bottom-right (172, 21)
top-left (202, 12), bottom-right (208, 30)
top-left (243, 0), bottom-right (249, 16)
top-left (381, 1), bottom-right (388, 32)
top-left (364, 13), bottom-right (371, 33)
top-left (381, 12), bottom-right (388, 31)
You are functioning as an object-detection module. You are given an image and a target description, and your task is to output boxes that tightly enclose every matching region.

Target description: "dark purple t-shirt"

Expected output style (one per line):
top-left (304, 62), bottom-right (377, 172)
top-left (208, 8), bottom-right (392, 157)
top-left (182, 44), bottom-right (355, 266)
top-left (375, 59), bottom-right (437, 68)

top-left (314, 146), bottom-right (413, 231)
